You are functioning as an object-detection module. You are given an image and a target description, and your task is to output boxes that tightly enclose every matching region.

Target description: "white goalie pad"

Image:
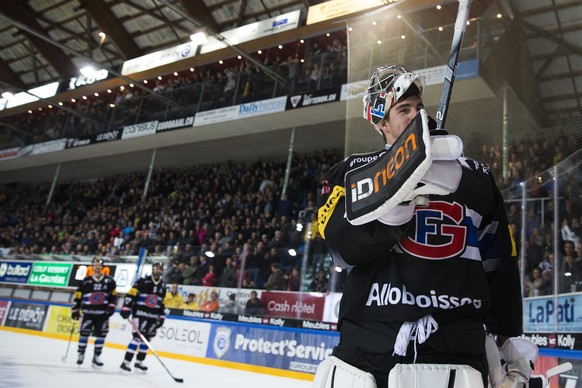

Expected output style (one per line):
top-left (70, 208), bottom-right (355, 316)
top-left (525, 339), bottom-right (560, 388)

top-left (388, 363), bottom-right (485, 388)
top-left (311, 356), bottom-right (377, 388)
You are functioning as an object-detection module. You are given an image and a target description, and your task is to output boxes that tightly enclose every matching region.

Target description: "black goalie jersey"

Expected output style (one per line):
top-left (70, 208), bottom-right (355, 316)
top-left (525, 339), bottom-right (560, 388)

top-left (73, 275), bottom-right (117, 316)
top-left (317, 150), bottom-right (523, 338)
top-left (123, 276), bottom-right (167, 321)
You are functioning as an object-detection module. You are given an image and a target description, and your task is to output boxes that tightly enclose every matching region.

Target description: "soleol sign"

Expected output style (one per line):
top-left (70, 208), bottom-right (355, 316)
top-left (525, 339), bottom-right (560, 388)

top-left (28, 262), bottom-right (72, 287)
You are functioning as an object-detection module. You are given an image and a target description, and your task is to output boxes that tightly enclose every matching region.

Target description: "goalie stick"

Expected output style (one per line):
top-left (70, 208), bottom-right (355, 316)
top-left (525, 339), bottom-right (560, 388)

top-left (127, 318), bottom-right (184, 383)
top-left (61, 322), bottom-right (76, 362)
top-left (436, 0), bottom-right (473, 130)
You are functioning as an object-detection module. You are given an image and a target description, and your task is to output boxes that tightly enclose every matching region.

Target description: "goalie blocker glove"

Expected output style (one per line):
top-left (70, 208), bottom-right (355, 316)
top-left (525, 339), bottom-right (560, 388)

top-left (345, 109), bottom-right (464, 226)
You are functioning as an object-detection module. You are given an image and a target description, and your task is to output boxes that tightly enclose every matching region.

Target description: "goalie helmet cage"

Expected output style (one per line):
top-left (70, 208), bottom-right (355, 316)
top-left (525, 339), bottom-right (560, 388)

top-left (343, 1), bottom-right (582, 183)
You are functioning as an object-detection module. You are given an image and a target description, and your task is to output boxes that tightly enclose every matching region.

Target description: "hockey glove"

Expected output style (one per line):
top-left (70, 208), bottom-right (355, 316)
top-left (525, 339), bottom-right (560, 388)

top-left (106, 304), bottom-right (116, 317)
top-left (156, 316), bottom-right (165, 329)
top-left (71, 309), bottom-right (80, 321)
top-left (120, 307), bottom-right (131, 319)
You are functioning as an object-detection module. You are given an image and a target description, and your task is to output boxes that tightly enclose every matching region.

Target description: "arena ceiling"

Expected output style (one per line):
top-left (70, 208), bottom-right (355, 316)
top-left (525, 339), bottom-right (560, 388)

top-left (0, 0), bottom-right (579, 120)
top-left (0, 0), bottom-right (580, 184)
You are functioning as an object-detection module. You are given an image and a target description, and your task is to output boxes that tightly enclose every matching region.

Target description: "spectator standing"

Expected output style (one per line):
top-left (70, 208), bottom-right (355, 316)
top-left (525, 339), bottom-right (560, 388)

top-left (287, 266), bottom-right (301, 291)
top-left (202, 264), bottom-right (218, 287)
top-left (182, 256), bottom-right (199, 285)
top-left (264, 262), bottom-right (286, 290)
top-left (244, 290), bottom-right (263, 315)
top-left (219, 257), bottom-right (237, 288)
top-left (561, 240), bottom-right (582, 292)
top-left (309, 268), bottom-right (328, 293)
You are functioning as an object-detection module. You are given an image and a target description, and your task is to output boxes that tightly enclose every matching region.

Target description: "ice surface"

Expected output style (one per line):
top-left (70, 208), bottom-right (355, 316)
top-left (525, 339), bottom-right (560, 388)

top-left (0, 329), bottom-right (313, 388)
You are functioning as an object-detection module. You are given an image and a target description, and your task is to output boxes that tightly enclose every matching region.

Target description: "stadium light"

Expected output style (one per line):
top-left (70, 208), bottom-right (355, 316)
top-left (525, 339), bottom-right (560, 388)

top-left (190, 31), bottom-right (208, 45)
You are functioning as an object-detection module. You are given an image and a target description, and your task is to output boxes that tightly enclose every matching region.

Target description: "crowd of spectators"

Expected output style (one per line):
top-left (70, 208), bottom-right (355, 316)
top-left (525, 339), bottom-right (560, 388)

top-left (1, 28), bottom-right (581, 297)
top-left (1, 34), bottom-right (348, 149)
top-left (0, 147), bottom-right (344, 292)
top-left (0, 126), bottom-right (580, 297)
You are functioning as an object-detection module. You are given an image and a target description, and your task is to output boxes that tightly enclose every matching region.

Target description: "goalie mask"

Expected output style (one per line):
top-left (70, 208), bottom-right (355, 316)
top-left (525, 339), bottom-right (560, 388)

top-left (363, 65), bottom-right (424, 134)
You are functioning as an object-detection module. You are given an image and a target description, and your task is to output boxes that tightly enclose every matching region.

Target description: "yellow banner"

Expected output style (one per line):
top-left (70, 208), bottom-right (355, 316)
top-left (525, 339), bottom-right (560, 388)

top-left (45, 305), bottom-right (76, 336)
top-left (307, 0), bottom-right (388, 25)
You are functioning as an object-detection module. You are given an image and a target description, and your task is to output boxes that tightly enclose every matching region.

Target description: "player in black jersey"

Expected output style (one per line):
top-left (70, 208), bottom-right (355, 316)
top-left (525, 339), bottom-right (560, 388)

top-left (71, 257), bottom-right (117, 368)
top-left (312, 65), bottom-right (523, 387)
top-left (120, 262), bottom-right (167, 373)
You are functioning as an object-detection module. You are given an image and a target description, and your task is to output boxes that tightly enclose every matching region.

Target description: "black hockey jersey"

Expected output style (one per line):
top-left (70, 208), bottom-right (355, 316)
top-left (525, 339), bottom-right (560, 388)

top-left (318, 149), bottom-right (523, 337)
top-left (124, 276), bottom-right (167, 321)
top-left (73, 275), bottom-right (117, 316)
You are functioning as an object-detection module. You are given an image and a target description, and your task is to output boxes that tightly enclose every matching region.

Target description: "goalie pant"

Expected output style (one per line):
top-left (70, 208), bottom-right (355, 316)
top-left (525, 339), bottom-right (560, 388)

top-left (317, 148), bottom-right (523, 387)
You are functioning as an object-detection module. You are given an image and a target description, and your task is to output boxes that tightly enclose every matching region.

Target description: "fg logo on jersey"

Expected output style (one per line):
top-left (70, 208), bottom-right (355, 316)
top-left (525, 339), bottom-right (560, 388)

top-left (399, 201), bottom-right (469, 259)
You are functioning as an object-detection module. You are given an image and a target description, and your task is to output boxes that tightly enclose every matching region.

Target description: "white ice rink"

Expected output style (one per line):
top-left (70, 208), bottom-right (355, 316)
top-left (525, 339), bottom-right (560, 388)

top-left (0, 329), bottom-right (314, 388)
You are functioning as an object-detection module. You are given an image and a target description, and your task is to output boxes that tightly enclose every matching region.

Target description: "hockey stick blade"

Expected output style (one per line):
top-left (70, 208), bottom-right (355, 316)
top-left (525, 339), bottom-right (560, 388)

top-left (545, 362), bottom-right (572, 379)
top-left (127, 318), bottom-right (184, 383)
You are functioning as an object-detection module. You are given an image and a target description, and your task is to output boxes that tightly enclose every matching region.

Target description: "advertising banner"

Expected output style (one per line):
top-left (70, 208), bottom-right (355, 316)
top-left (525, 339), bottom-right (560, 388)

top-left (121, 120), bottom-right (158, 139)
top-left (0, 300), bottom-right (9, 326)
top-left (155, 318), bottom-right (212, 357)
top-left (193, 106), bottom-right (238, 126)
top-left (44, 305), bottom-right (77, 336)
top-left (237, 97), bottom-right (287, 119)
top-left (156, 116), bottom-right (195, 133)
top-left (28, 262), bottom-right (72, 287)
top-left (286, 87), bottom-right (341, 110)
top-left (102, 313), bottom-right (212, 359)
top-left (206, 323), bottom-right (338, 373)
top-left (0, 261), bottom-right (32, 284)
top-left (521, 332), bottom-right (581, 351)
top-left (67, 263), bottom-right (117, 288)
top-left (201, 11), bottom-right (300, 54)
top-left (322, 292), bottom-right (342, 323)
top-left (121, 42), bottom-right (198, 76)
top-left (260, 291), bottom-right (325, 321)
top-left (306, 0), bottom-right (385, 25)
top-left (524, 294), bottom-right (582, 332)
top-left (4, 301), bottom-right (49, 331)
top-left (112, 263), bottom-right (137, 294)
top-left (0, 147), bottom-right (21, 161)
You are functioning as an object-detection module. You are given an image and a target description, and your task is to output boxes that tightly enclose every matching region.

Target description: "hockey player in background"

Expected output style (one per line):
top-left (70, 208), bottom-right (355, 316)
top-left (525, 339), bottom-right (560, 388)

top-left (120, 262), bottom-right (167, 373)
top-left (312, 65), bottom-right (524, 387)
top-left (71, 257), bottom-right (117, 367)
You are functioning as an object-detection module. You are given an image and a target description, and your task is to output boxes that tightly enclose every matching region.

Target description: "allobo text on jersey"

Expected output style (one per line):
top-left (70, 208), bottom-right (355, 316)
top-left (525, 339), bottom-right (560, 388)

top-left (74, 275), bottom-right (117, 316)
top-left (318, 150), bottom-right (521, 332)
top-left (125, 277), bottom-right (167, 320)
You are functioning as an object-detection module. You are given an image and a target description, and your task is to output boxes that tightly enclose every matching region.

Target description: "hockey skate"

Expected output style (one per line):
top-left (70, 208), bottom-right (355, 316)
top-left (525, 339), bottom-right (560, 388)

top-left (92, 354), bottom-right (104, 368)
top-left (134, 361), bottom-right (148, 373)
top-left (76, 353), bottom-right (84, 366)
top-left (120, 361), bottom-right (131, 373)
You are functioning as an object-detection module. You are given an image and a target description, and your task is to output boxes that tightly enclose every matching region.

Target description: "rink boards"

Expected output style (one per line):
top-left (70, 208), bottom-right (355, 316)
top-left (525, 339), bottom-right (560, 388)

top-left (0, 297), bottom-right (338, 380)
